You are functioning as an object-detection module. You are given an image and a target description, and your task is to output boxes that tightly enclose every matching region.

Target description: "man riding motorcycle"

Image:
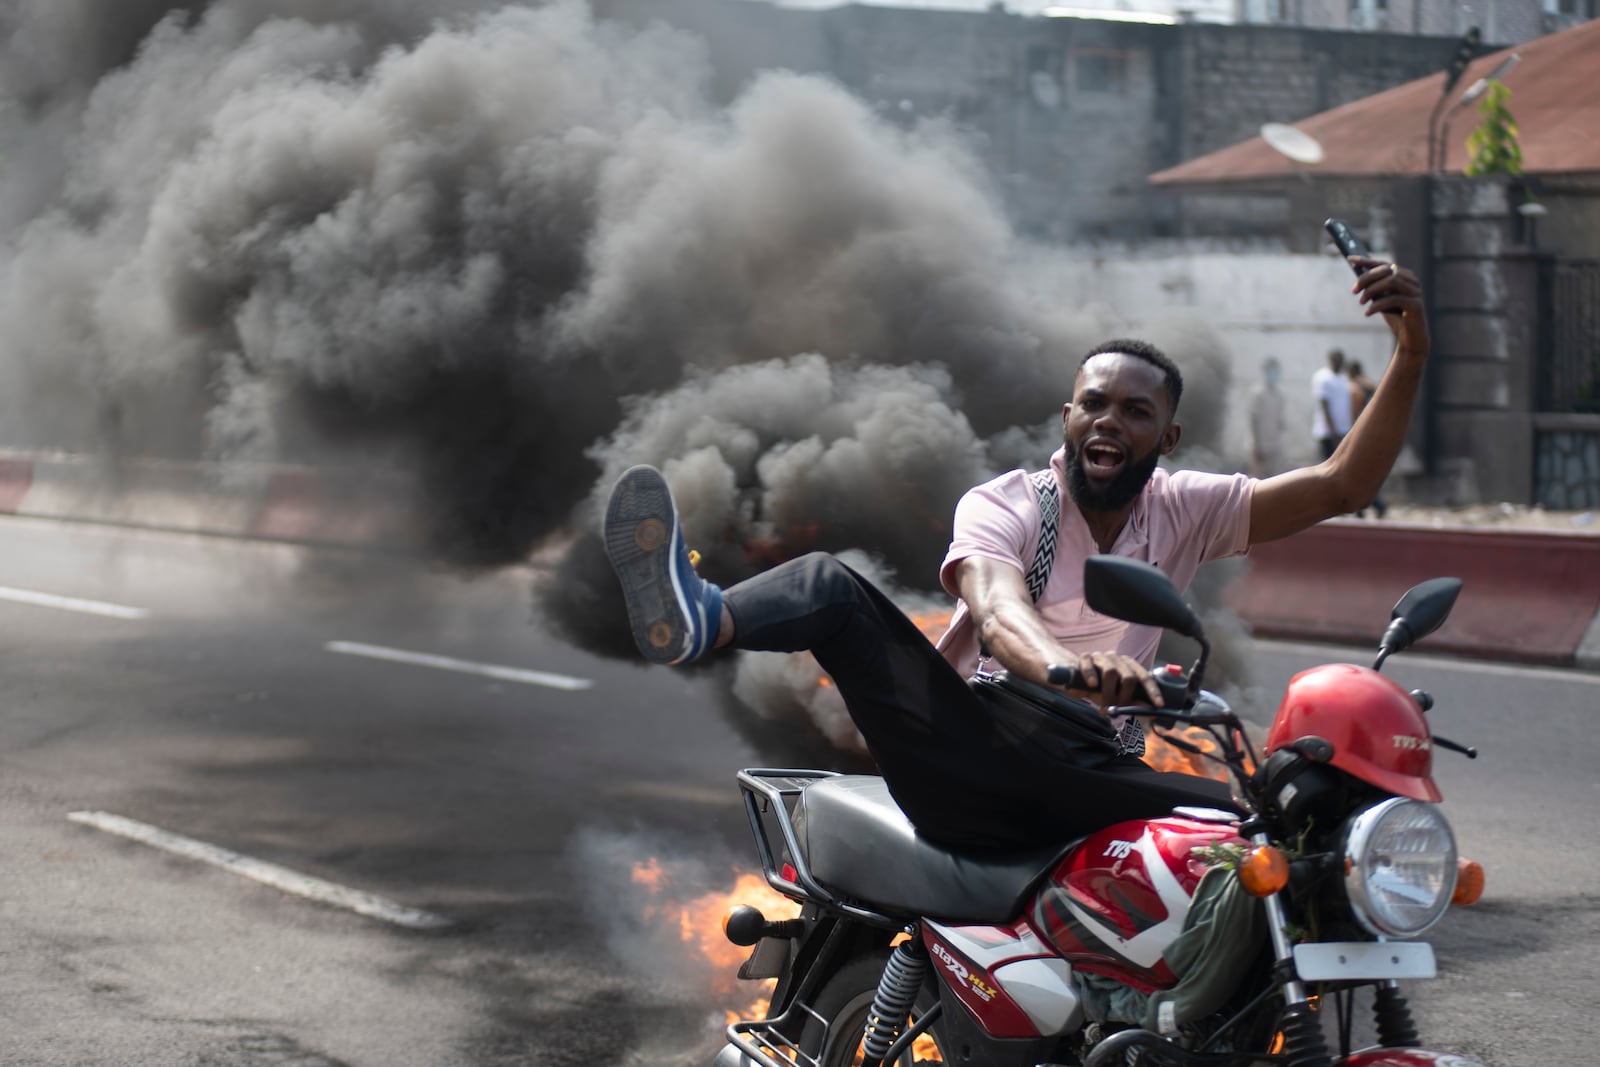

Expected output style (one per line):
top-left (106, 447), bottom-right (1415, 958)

top-left (602, 252), bottom-right (1428, 852)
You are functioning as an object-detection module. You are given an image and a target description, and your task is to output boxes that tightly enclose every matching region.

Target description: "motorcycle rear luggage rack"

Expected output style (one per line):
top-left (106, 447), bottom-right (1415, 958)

top-left (736, 768), bottom-right (899, 927)
top-left (727, 998), bottom-right (829, 1067)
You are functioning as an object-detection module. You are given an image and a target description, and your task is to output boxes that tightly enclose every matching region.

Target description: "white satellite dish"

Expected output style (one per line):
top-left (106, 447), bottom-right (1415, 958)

top-left (1260, 123), bottom-right (1325, 165)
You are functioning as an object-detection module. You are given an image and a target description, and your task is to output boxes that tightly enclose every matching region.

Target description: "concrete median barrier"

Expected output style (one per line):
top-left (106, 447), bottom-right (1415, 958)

top-left (1227, 519), bottom-right (1600, 668)
top-left (0, 456), bottom-right (32, 513)
top-left (247, 467), bottom-right (415, 548)
top-left (2, 449), bottom-right (1596, 668)
top-left (0, 449), bottom-right (415, 551)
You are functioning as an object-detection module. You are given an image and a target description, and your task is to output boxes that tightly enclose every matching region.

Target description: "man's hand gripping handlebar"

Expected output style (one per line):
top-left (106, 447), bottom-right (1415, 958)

top-left (1046, 656), bottom-right (1187, 711)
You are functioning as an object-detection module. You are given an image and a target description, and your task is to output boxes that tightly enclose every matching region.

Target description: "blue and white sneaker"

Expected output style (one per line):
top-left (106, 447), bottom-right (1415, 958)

top-left (603, 465), bottom-right (724, 665)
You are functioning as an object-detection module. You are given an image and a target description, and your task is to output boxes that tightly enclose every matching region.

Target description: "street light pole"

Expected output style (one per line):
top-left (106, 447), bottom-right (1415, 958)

top-left (1436, 53), bottom-right (1522, 175)
top-left (1427, 27), bottom-right (1481, 172)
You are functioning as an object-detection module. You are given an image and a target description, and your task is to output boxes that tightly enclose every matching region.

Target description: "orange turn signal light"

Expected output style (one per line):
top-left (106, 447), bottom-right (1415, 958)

top-left (1453, 857), bottom-right (1486, 906)
top-left (1237, 845), bottom-right (1290, 897)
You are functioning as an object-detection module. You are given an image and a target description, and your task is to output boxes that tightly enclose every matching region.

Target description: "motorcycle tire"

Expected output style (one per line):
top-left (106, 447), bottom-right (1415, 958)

top-left (800, 950), bottom-right (946, 1067)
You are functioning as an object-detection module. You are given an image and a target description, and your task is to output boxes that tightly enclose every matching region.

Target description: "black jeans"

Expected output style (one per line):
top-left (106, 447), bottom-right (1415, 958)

top-left (724, 553), bottom-right (1238, 852)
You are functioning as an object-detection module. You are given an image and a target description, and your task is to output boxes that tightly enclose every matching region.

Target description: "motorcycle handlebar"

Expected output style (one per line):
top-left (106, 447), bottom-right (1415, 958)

top-left (1045, 663), bottom-right (1086, 689)
top-left (1433, 734), bottom-right (1478, 759)
top-left (1152, 668), bottom-right (1190, 710)
top-left (1048, 662), bottom-right (1193, 712)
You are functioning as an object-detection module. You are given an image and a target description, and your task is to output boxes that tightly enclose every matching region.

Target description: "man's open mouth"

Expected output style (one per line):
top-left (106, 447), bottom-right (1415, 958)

top-left (1084, 442), bottom-right (1126, 471)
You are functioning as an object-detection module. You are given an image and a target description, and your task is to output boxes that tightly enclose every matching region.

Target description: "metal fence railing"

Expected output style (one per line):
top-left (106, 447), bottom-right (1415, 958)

top-left (1540, 258), bottom-right (1600, 413)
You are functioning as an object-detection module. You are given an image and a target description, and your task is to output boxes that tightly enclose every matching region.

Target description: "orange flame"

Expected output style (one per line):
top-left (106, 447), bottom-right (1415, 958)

top-left (632, 855), bottom-right (669, 892)
top-left (743, 523), bottom-right (824, 567)
top-left (908, 610), bottom-right (953, 642)
top-left (631, 862), bottom-right (944, 1060)
top-left (630, 861), bottom-right (799, 999)
top-left (1143, 726), bottom-right (1237, 781)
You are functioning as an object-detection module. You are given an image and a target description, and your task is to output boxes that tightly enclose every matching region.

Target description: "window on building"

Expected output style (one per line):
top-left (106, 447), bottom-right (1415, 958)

top-left (1026, 44), bottom-right (1064, 109)
top-left (1074, 50), bottom-right (1128, 94)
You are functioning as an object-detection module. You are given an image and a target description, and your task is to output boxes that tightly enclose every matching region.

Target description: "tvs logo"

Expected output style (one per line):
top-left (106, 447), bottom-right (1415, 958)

top-left (1103, 839), bottom-right (1137, 860)
top-left (1392, 735), bottom-right (1431, 751)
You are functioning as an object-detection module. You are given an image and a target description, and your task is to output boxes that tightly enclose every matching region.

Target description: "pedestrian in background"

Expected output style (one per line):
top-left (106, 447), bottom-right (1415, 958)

top-left (1248, 356), bottom-right (1286, 477)
top-left (1311, 348), bottom-right (1352, 461)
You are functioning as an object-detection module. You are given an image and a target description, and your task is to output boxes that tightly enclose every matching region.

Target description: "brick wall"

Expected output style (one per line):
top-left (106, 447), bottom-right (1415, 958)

top-left (1171, 25), bottom-right (1471, 161)
top-left (609, 1), bottom-right (1481, 242)
top-left (1256, 0), bottom-right (1546, 41)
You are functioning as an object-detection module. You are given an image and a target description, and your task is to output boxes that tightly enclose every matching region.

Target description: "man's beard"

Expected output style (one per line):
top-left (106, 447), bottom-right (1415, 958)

top-left (1063, 434), bottom-right (1162, 512)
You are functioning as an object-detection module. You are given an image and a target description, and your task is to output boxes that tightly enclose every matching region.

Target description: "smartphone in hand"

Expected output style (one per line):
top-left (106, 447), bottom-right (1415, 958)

top-left (1325, 217), bottom-right (1401, 316)
top-left (1323, 218), bottom-right (1371, 276)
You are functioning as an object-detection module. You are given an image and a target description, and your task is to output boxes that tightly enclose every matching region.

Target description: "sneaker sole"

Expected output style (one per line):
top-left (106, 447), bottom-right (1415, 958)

top-left (603, 467), bottom-right (696, 665)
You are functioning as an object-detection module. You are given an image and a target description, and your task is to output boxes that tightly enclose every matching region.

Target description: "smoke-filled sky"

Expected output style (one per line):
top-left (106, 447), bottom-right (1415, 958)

top-left (0, 0), bottom-right (1236, 641)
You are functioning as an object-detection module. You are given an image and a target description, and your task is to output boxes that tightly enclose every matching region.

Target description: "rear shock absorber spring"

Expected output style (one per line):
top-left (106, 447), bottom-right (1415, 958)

top-left (1372, 982), bottom-right (1421, 1047)
top-left (860, 936), bottom-right (929, 1067)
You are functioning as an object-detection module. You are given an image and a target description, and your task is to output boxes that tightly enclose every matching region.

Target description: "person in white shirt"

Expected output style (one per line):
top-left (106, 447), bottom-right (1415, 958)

top-left (1311, 348), bottom-right (1353, 460)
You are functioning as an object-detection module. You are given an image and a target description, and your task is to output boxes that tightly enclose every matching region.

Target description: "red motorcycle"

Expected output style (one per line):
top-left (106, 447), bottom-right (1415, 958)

top-left (712, 555), bottom-right (1486, 1067)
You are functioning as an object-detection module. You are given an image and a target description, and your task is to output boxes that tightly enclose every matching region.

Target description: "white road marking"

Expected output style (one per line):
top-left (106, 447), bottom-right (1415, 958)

top-left (325, 640), bottom-right (593, 691)
top-left (67, 811), bottom-right (451, 931)
top-left (0, 585), bottom-right (147, 619)
top-left (1255, 639), bottom-right (1600, 687)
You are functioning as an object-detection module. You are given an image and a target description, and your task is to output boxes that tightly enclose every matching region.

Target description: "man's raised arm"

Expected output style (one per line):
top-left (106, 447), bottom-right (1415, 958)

top-left (1249, 256), bottom-right (1430, 545)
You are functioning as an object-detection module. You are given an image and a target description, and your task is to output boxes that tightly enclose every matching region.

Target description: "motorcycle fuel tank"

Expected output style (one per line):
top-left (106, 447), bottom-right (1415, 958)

top-left (1029, 813), bottom-right (1242, 991)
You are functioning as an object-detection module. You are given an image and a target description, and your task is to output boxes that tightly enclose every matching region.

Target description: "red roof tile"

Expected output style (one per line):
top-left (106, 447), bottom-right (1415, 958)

top-left (1150, 19), bottom-right (1600, 185)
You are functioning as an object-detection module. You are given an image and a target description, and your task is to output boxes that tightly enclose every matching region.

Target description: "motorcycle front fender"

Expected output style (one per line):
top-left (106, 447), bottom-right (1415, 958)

top-left (1341, 1049), bottom-right (1487, 1066)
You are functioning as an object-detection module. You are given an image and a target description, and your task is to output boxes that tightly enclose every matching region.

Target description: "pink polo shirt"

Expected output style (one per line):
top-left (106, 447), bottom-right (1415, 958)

top-left (936, 447), bottom-right (1255, 675)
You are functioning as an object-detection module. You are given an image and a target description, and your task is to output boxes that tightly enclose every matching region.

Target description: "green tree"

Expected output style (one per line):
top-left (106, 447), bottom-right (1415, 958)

top-left (1463, 80), bottom-right (1523, 177)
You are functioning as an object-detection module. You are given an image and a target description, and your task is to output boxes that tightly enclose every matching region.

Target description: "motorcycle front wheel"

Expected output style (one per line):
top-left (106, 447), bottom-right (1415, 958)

top-left (800, 951), bottom-right (946, 1067)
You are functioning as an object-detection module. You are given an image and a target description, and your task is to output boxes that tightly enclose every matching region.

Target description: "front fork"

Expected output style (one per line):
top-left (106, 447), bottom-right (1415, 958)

top-left (1257, 828), bottom-right (1427, 1066)
top-left (1256, 831), bottom-right (1335, 1067)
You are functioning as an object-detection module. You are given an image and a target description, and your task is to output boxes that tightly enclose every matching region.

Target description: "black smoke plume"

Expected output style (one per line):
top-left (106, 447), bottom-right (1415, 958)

top-left (0, 1), bottom-right (1251, 731)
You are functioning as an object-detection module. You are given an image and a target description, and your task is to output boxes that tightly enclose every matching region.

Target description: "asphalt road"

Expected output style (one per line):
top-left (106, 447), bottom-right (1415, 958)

top-left (0, 515), bottom-right (1594, 1067)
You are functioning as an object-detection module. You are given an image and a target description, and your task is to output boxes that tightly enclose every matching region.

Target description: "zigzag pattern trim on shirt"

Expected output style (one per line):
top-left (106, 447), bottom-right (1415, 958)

top-left (1025, 468), bottom-right (1059, 603)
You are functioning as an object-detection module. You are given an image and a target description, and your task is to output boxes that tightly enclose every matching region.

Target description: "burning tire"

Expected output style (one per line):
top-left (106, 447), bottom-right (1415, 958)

top-left (800, 952), bottom-right (946, 1067)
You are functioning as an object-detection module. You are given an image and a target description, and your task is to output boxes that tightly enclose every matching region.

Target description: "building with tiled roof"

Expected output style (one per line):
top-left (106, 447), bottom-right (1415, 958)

top-left (1151, 17), bottom-right (1600, 187)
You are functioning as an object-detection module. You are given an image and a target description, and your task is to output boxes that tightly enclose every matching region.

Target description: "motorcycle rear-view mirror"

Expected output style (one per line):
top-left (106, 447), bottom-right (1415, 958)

top-left (1083, 556), bottom-right (1204, 641)
top-left (1376, 576), bottom-right (1462, 665)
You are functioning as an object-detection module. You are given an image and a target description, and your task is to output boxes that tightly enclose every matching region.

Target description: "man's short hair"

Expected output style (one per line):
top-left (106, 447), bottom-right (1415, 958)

top-left (1079, 338), bottom-right (1184, 415)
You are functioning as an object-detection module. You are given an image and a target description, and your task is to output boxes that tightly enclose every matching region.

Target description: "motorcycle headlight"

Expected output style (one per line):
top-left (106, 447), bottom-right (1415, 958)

top-left (1343, 797), bottom-right (1458, 938)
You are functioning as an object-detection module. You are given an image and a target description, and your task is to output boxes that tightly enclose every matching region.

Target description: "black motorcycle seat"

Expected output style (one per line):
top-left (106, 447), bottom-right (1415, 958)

top-left (797, 775), bottom-right (1071, 923)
